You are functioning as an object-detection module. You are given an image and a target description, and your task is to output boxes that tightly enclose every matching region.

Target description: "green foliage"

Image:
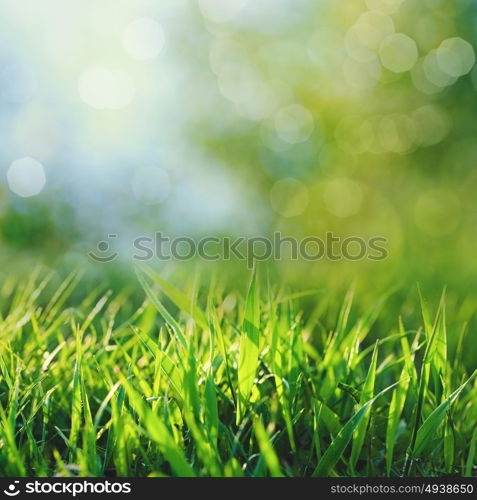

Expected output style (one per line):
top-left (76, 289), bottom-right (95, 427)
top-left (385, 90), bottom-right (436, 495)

top-left (0, 267), bottom-right (475, 477)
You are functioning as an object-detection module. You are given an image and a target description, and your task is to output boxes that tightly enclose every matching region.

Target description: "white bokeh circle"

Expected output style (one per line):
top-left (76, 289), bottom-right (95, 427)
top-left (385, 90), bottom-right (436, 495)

top-left (7, 157), bottom-right (46, 197)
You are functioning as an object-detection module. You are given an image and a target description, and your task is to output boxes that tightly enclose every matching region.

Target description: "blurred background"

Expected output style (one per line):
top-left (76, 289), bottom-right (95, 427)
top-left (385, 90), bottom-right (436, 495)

top-left (0, 0), bottom-right (476, 298)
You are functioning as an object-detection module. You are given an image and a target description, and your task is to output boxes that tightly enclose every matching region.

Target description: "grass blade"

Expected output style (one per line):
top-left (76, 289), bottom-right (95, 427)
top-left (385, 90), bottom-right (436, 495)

top-left (236, 266), bottom-right (260, 424)
top-left (312, 380), bottom-right (402, 477)
top-left (350, 340), bottom-right (379, 473)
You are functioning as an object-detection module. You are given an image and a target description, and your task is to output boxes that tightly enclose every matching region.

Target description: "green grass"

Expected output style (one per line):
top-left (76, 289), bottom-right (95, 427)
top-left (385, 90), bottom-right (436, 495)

top-left (0, 265), bottom-right (476, 477)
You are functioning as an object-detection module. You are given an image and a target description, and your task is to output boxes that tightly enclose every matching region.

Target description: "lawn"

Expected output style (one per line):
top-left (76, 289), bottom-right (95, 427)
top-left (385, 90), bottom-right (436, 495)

top-left (0, 264), bottom-right (475, 477)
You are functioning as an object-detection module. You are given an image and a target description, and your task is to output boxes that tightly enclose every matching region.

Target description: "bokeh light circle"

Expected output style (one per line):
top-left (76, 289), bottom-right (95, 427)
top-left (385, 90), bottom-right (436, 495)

top-left (274, 104), bottom-right (314, 144)
top-left (413, 105), bottom-right (451, 147)
top-left (342, 56), bottom-right (381, 90)
top-left (422, 50), bottom-right (457, 88)
top-left (379, 34), bottom-right (418, 73)
top-left (376, 113), bottom-right (416, 153)
top-left (198, 0), bottom-right (248, 23)
top-left (365, 0), bottom-right (404, 15)
top-left (436, 37), bottom-right (475, 78)
top-left (354, 11), bottom-right (394, 50)
top-left (122, 18), bottom-right (165, 61)
top-left (78, 67), bottom-right (134, 110)
top-left (7, 157), bottom-right (46, 198)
